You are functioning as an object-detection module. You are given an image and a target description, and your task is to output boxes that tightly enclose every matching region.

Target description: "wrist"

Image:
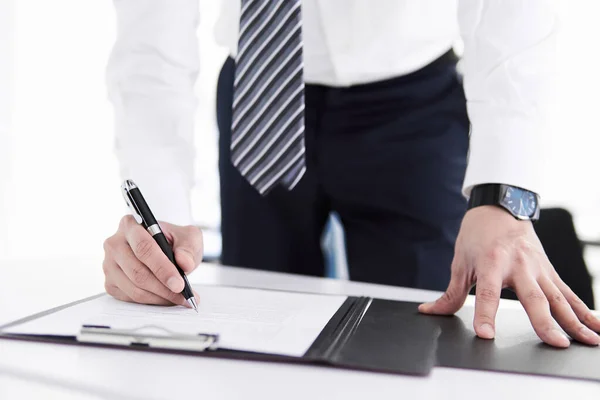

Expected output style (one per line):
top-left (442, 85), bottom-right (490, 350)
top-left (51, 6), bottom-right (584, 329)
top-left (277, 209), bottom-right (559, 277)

top-left (464, 206), bottom-right (535, 236)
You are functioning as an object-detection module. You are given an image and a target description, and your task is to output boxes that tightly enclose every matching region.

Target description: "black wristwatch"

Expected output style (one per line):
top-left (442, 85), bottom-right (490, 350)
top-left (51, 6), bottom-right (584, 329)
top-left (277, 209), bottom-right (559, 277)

top-left (468, 184), bottom-right (540, 222)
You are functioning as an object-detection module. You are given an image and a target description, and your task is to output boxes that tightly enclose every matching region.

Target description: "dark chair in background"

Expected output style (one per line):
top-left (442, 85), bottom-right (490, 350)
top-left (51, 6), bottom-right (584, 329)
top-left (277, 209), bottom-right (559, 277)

top-left (500, 208), bottom-right (596, 309)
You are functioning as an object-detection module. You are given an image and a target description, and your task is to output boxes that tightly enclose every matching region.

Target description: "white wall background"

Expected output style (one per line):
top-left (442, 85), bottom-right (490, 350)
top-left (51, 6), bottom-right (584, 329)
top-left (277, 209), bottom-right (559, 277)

top-left (547, 0), bottom-right (600, 237)
top-left (0, 0), bottom-right (15, 258)
top-left (0, 0), bottom-right (599, 300)
top-left (0, 0), bottom-right (226, 261)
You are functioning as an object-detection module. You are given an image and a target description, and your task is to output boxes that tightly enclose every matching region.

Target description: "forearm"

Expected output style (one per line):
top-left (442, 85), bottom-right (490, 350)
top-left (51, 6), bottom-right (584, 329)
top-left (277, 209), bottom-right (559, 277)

top-left (107, 0), bottom-right (200, 225)
top-left (459, 0), bottom-right (558, 198)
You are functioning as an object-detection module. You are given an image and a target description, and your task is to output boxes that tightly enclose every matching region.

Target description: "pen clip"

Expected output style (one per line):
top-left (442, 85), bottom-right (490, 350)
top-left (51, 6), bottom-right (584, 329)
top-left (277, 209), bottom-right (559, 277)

top-left (121, 179), bottom-right (144, 225)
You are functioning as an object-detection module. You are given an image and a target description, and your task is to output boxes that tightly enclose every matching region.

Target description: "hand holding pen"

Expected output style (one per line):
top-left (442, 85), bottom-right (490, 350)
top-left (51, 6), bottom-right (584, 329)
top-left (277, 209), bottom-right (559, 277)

top-left (101, 180), bottom-right (202, 311)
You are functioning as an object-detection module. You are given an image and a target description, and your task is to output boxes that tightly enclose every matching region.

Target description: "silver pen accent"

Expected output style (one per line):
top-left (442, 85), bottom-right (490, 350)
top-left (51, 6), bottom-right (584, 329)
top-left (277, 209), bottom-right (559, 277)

top-left (146, 224), bottom-right (162, 236)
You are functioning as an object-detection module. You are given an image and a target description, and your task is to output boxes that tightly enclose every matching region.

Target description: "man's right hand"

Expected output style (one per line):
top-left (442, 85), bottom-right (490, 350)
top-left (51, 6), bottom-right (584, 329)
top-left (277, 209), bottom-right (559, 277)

top-left (102, 215), bottom-right (203, 306)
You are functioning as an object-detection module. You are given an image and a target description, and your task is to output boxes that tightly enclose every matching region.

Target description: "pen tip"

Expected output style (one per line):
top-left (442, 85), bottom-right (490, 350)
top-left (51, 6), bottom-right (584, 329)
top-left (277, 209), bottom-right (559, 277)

top-left (188, 296), bottom-right (198, 313)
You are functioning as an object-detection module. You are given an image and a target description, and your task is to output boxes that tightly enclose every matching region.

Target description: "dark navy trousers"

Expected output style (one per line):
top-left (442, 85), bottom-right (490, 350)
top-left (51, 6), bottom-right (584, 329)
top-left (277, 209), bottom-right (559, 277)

top-left (216, 50), bottom-right (469, 291)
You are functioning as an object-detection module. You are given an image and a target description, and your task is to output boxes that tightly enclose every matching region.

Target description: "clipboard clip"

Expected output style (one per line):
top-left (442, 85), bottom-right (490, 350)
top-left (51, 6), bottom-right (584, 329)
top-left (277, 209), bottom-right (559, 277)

top-left (77, 325), bottom-right (219, 352)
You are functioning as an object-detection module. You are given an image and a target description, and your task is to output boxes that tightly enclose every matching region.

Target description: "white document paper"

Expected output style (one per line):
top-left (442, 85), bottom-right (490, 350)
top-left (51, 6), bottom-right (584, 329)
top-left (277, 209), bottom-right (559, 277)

top-left (3, 285), bottom-right (347, 357)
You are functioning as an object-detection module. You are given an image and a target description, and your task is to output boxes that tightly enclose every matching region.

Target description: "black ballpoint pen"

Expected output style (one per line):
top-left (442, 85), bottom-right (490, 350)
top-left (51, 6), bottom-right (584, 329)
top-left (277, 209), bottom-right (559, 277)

top-left (121, 179), bottom-right (198, 312)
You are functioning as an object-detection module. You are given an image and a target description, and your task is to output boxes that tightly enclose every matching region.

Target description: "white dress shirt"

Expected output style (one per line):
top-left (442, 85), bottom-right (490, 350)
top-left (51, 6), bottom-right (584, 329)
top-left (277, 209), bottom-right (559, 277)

top-left (107, 0), bottom-right (558, 226)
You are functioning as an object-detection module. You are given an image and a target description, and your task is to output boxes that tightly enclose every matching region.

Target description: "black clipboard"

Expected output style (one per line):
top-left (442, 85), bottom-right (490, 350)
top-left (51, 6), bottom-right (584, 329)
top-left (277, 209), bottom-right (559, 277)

top-left (2, 288), bottom-right (599, 382)
top-left (0, 290), bottom-right (441, 377)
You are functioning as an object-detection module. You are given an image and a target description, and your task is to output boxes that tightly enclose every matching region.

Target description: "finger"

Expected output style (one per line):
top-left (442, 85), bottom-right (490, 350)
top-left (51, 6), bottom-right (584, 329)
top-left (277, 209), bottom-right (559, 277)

top-left (473, 268), bottom-right (503, 340)
top-left (471, 247), bottom-right (508, 339)
top-left (107, 258), bottom-right (178, 306)
top-left (113, 285), bottom-right (168, 306)
top-left (105, 283), bottom-right (132, 303)
top-left (171, 225), bottom-right (204, 273)
top-left (514, 275), bottom-right (570, 348)
top-left (419, 260), bottom-right (470, 315)
top-left (539, 276), bottom-right (599, 345)
top-left (124, 221), bottom-right (184, 293)
top-left (553, 275), bottom-right (600, 333)
top-left (113, 241), bottom-right (188, 307)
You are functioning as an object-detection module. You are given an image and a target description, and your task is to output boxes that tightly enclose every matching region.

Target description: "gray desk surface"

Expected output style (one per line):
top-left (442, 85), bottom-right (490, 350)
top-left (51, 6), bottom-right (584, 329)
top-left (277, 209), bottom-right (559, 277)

top-left (0, 258), bottom-right (598, 400)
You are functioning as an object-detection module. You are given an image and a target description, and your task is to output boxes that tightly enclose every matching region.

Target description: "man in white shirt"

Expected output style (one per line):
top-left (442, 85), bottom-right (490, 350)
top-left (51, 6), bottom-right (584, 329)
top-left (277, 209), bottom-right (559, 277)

top-left (102, 0), bottom-right (600, 347)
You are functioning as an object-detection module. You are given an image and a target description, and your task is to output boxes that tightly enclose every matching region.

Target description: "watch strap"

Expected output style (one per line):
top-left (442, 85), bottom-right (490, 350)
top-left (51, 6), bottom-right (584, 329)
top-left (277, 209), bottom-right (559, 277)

top-left (468, 184), bottom-right (503, 209)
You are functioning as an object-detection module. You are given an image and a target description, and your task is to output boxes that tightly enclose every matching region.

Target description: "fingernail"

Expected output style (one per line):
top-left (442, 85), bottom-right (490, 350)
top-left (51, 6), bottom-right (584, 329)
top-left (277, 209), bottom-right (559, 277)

top-left (167, 277), bottom-right (182, 292)
top-left (579, 326), bottom-right (600, 345)
top-left (549, 329), bottom-right (570, 347)
top-left (418, 302), bottom-right (433, 312)
top-left (478, 323), bottom-right (495, 339)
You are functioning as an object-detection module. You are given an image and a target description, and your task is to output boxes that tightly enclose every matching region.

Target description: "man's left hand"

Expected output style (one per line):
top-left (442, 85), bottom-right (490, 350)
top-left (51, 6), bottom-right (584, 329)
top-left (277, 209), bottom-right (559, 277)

top-left (419, 205), bottom-right (600, 348)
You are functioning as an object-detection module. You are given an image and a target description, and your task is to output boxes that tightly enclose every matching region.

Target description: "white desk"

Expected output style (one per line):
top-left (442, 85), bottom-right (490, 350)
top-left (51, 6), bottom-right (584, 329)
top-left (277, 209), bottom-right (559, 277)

top-left (0, 259), bottom-right (597, 400)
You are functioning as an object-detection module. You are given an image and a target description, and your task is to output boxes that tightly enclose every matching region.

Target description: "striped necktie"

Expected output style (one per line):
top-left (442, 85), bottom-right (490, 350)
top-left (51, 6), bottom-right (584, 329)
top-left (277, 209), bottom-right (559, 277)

top-left (231, 0), bottom-right (306, 195)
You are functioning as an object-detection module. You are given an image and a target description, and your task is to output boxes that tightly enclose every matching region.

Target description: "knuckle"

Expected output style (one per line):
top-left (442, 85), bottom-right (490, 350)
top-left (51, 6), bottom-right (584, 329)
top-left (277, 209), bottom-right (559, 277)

top-left (130, 287), bottom-right (148, 304)
top-left (103, 236), bottom-right (120, 254)
top-left (519, 236), bottom-right (544, 258)
top-left (514, 250), bottom-right (528, 266)
top-left (131, 264), bottom-right (150, 287)
top-left (484, 246), bottom-right (505, 264)
top-left (153, 263), bottom-right (169, 281)
top-left (515, 237), bottom-right (534, 254)
top-left (477, 287), bottom-right (499, 303)
top-left (565, 319), bottom-right (584, 333)
top-left (187, 226), bottom-right (204, 255)
top-left (101, 259), bottom-right (110, 274)
top-left (547, 292), bottom-right (564, 307)
top-left (104, 282), bottom-right (115, 296)
top-left (119, 215), bottom-right (135, 230)
top-left (525, 289), bottom-right (546, 303)
top-left (582, 312), bottom-right (598, 326)
top-left (135, 239), bottom-right (155, 262)
top-left (539, 324), bottom-right (558, 337)
top-left (515, 239), bottom-right (546, 266)
top-left (102, 238), bottom-right (112, 253)
top-left (102, 258), bottom-right (118, 277)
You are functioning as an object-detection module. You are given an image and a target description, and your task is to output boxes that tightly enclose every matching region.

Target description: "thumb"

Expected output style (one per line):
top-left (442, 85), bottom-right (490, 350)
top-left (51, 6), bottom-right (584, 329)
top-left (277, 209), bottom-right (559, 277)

top-left (165, 224), bottom-right (203, 273)
top-left (419, 263), bottom-right (470, 315)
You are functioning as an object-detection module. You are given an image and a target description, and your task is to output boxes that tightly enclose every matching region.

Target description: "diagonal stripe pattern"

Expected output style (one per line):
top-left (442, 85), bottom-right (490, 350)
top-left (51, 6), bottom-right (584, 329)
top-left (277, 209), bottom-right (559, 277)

top-left (231, 0), bottom-right (306, 195)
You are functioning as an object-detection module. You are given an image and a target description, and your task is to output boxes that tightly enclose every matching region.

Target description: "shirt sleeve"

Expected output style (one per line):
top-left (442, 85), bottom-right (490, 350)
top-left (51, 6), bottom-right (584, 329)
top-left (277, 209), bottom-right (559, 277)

top-left (458, 0), bottom-right (558, 199)
top-left (107, 0), bottom-right (200, 225)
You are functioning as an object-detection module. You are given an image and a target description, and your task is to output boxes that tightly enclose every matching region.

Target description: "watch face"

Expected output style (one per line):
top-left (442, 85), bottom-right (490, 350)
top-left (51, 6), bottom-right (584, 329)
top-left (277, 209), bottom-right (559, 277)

top-left (502, 186), bottom-right (538, 218)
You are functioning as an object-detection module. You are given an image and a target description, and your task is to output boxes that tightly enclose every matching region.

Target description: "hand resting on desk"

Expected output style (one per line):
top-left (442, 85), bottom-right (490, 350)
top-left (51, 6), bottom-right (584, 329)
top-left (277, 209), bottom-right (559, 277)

top-left (102, 215), bottom-right (203, 306)
top-left (420, 206), bottom-right (600, 348)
